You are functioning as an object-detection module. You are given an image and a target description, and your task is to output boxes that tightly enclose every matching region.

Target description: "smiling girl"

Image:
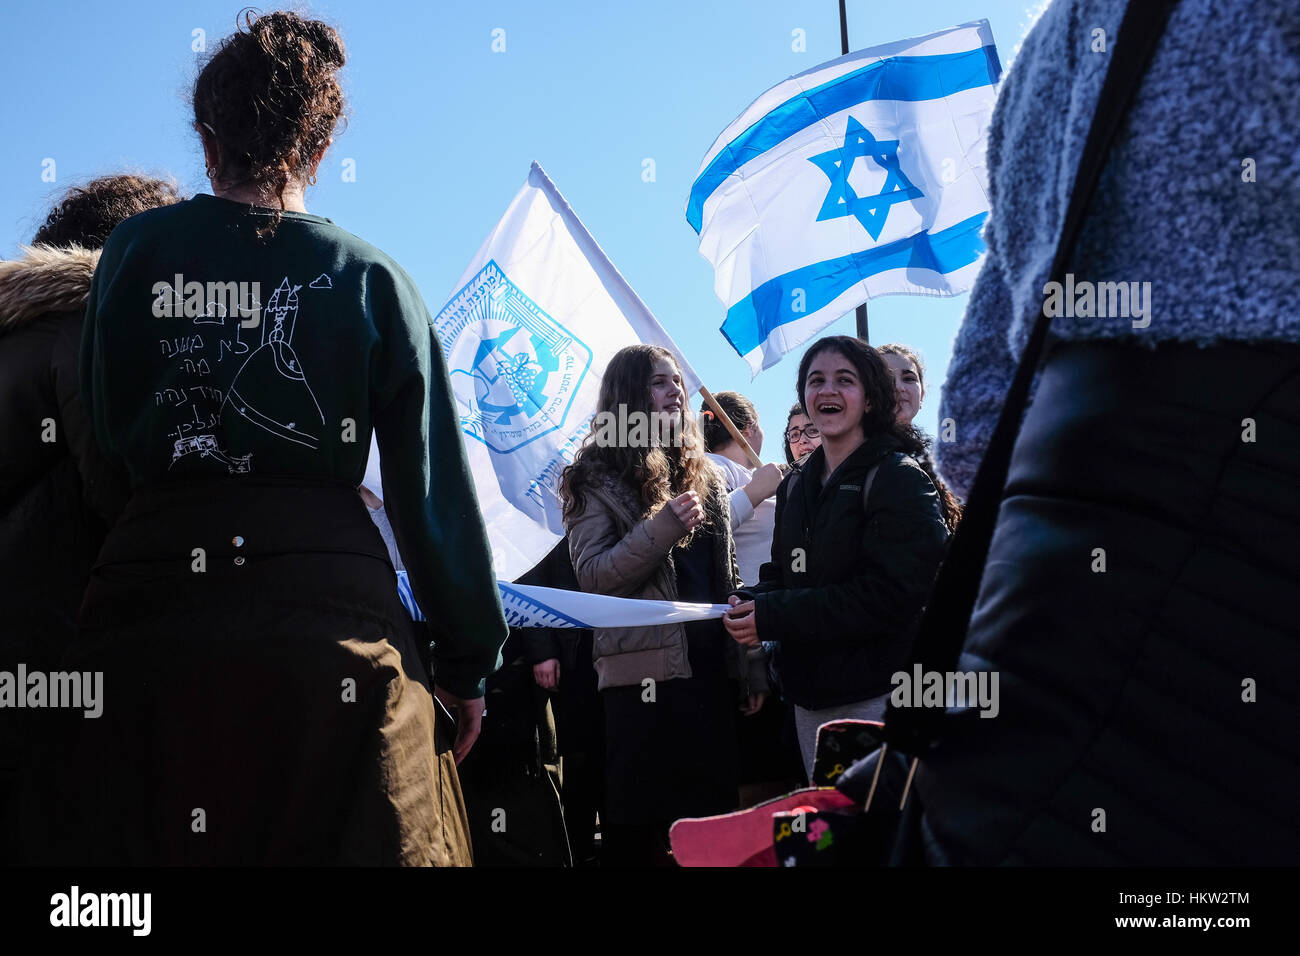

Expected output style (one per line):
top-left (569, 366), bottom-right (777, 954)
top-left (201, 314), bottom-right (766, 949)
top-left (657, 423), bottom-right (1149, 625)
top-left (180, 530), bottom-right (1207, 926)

top-left (722, 336), bottom-right (949, 779)
top-left (561, 345), bottom-right (766, 865)
top-left (781, 403), bottom-right (823, 466)
top-left (879, 343), bottom-right (925, 426)
top-left (879, 343), bottom-right (962, 532)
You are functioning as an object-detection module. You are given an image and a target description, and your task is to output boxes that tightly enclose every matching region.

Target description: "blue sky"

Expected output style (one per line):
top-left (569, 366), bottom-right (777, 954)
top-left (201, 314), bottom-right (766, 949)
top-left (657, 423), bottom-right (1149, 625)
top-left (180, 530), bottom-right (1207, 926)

top-left (0, 0), bottom-right (1037, 447)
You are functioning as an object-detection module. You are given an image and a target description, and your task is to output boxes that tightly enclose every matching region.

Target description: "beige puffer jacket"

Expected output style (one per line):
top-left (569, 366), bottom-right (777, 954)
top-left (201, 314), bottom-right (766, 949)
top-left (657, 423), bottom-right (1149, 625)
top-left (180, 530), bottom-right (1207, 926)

top-left (565, 463), bottom-right (768, 695)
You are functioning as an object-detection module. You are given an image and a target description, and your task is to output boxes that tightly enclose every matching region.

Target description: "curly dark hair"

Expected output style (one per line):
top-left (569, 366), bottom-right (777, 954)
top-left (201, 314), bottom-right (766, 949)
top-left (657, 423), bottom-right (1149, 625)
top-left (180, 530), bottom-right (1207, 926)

top-left (32, 175), bottom-right (183, 249)
top-left (193, 9), bottom-right (345, 233)
top-left (796, 335), bottom-right (901, 439)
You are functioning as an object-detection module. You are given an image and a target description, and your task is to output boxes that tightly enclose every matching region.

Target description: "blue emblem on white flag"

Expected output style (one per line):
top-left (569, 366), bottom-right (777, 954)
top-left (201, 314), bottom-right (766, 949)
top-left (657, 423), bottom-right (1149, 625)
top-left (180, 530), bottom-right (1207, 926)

top-left (687, 21), bottom-right (1002, 374)
top-left (429, 163), bottom-right (702, 580)
top-left (437, 260), bottom-right (592, 455)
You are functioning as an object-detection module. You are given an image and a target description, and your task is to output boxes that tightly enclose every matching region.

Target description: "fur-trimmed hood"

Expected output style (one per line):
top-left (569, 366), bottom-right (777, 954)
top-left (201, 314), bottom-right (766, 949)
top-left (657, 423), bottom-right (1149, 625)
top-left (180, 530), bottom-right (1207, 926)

top-left (0, 244), bottom-right (100, 333)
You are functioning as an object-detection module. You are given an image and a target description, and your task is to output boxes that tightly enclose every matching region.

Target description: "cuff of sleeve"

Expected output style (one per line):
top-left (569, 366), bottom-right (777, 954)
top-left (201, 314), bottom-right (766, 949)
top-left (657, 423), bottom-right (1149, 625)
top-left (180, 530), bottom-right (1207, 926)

top-left (645, 504), bottom-right (689, 551)
top-left (523, 629), bottom-right (561, 664)
top-left (729, 487), bottom-right (754, 526)
top-left (433, 664), bottom-right (487, 700)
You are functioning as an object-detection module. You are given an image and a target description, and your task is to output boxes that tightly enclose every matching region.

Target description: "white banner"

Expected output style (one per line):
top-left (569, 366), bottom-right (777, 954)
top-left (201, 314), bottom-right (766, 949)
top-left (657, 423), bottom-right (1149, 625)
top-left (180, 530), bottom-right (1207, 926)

top-left (395, 571), bottom-right (729, 628)
top-left (432, 162), bottom-right (702, 580)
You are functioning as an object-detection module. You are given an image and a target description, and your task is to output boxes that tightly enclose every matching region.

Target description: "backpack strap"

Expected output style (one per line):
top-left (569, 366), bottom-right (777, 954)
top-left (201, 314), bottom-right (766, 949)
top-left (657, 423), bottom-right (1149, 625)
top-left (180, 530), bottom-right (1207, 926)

top-left (861, 461), bottom-right (882, 513)
top-left (885, 0), bottom-right (1182, 755)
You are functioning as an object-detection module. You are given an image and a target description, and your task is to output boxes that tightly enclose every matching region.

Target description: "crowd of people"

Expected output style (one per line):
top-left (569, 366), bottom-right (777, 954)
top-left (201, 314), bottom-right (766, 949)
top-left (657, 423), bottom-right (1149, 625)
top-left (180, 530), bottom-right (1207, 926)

top-left (1, 3), bottom-right (1296, 867)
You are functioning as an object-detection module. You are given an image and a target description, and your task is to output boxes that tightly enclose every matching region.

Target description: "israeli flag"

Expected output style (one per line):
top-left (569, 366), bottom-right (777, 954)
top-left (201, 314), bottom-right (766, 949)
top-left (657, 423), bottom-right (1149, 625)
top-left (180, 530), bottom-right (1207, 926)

top-left (430, 162), bottom-right (701, 580)
top-left (687, 21), bottom-right (1002, 374)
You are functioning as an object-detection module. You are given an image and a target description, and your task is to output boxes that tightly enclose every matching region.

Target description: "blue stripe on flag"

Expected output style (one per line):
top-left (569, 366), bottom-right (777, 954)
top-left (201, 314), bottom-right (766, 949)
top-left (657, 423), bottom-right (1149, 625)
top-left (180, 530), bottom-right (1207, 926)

top-left (396, 570), bottom-right (426, 622)
top-left (720, 212), bottom-right (988, 358)
top-left (687, 46), bottom-right (1001, 232)
top-left (497, 583), bottom-right (593, 628)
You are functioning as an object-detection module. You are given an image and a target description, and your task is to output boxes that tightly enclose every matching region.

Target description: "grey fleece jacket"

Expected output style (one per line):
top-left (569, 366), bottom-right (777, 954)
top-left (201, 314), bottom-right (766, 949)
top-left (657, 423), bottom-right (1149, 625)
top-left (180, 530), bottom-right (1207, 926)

top-left (936, 0), bottom-right (1300, 498)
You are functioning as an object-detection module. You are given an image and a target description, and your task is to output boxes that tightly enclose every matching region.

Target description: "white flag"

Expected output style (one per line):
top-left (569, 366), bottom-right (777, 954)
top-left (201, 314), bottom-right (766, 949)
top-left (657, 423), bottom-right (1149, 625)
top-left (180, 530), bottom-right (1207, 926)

top-left (394, 572), bottom-right (730, 629)
top-left (432, 162), bottom-right (701, 580)
top-left (687, 21), bottom-right (1002, 374)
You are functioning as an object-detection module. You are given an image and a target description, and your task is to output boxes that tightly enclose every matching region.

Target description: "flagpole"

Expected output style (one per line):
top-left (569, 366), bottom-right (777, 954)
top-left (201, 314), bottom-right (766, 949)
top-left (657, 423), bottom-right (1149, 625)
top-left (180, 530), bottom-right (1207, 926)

top-left (839, 0), bottom-right (871, 344)
top-left (698, 386), bottom-right (763, 469)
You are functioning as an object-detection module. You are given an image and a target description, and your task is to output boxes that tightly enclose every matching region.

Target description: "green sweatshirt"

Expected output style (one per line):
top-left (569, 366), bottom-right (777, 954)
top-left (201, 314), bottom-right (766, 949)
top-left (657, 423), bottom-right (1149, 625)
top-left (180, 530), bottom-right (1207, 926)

top-left (80, 193), bottom-right (506, 698)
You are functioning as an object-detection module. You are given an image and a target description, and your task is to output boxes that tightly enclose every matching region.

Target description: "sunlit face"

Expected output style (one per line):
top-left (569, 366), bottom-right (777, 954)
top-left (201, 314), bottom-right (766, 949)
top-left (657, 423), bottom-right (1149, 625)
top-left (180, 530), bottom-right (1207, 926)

top-left (882, 352), bottom-right (923, 425)
top-left (648, 357), bottom-right (685, 418)
top-left (804, 349), bottom-right (868, 443)
top-left (743, 422), bottom-right (764, 457)
top-left (785, 413), bottom-right (821, 461)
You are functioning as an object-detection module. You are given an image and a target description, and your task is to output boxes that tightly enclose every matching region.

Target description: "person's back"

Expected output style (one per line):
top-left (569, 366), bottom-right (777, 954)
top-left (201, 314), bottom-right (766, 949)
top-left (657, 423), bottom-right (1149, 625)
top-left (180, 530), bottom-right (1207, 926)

top-left (87, 194), bottom-right (418, 488)
top-left (937, 0), bottom-right (1299, 496)
top-left (27, 11), bottom-right (507, 867)
top-left (920, 0), bottom-right (1300, 864)
top-left (0, 176), bottom-right (182, 859)
top-left (1, 245), bottom-right (114, 648)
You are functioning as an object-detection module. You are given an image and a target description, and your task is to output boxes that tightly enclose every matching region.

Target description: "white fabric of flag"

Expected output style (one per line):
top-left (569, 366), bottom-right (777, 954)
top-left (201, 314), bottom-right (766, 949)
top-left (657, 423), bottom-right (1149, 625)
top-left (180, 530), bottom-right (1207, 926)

top-left (431, 162), bottom-right (702, 580)
top-left (395, 572), bottom-right (730, 628)
top-left (687, 21), bottom-right (1002, 374)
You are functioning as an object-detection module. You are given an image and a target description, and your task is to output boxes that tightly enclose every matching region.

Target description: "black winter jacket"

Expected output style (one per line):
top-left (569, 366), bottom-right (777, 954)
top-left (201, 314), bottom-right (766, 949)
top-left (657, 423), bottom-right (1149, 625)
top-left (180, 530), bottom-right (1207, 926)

top-left (744, 433), bottom-right (948, 710)
top-left (0, 246), bottom-right (128, 658)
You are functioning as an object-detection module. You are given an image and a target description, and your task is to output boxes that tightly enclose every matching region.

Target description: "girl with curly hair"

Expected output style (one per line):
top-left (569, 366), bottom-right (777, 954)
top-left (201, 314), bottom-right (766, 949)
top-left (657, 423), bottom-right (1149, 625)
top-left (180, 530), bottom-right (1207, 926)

top-left (38, 11), bottom-right (506, 866)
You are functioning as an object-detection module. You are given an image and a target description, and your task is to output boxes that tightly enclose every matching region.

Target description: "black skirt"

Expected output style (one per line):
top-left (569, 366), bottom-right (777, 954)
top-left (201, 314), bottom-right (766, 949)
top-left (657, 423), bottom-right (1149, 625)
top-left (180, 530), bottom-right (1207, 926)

top-left (601, 621), bottom-right (739, 826)
top-left (19, 475), bottom-right (471, 866)
top-left (601, 528), bottom-right (739, 826)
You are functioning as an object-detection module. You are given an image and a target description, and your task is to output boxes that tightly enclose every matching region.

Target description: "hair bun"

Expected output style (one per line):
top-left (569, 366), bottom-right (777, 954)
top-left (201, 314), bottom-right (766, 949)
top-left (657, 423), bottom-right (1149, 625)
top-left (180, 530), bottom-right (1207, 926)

top-left (194, 9), bottom-right (347, 222)
top-left (249, 11), bottom-right (346, 74)
top-left (304, 21), bottom-right (346, 69)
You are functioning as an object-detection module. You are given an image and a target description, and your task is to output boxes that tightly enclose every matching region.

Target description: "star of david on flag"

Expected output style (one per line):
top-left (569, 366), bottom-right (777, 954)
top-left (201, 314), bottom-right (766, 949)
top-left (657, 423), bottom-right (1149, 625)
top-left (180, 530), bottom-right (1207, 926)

top-left (686, 21), bottom-right (1002, 374)
top-left (809, 117), bottom-right (924, 240)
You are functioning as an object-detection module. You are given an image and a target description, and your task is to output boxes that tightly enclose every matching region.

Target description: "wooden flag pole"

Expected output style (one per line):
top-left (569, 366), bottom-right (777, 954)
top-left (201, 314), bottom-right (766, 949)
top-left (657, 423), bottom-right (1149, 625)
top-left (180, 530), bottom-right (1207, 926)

top-left (698, 385), bottom-right (763, 469)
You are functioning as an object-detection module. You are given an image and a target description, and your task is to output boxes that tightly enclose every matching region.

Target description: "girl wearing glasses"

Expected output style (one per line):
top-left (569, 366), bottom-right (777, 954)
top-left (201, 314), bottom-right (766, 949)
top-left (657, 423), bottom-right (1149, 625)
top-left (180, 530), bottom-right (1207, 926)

top-left (781, 405), bottom-right (822, 466)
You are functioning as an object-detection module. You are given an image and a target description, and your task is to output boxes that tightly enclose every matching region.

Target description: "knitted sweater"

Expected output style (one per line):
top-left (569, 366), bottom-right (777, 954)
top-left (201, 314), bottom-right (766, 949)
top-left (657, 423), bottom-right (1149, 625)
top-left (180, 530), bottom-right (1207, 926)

top-left (936, 0), bottom-right (1300, 498)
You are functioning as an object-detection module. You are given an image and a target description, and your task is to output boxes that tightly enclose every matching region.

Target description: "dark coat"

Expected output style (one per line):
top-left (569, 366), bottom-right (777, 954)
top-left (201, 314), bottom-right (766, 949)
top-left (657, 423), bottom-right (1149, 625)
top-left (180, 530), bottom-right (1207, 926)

top-left (0, 246), bottom-right (128, 653)
top-left (0, 246), bottom-right (129, 823)
top-left (916, 341), bottom-right (1300, 865)
top-left (746, 433), bottom-right (949, 710)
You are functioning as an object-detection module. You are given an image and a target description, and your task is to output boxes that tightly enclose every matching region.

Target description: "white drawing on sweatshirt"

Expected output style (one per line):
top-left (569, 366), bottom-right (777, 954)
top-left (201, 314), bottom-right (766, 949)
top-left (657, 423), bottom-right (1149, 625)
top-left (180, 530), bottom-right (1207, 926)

top-left (309, 273), bottom-right (333, 289)
top-left (155, 285), bottom-right (260, 475)
top-left (169, 434), bottom-right (252, 473)
top-left (220, 276), bottom-right (325, 450)
top-left (166, 402), bottom-right (252, 473)
top-left (193, 301), bottom-right (226, 325)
